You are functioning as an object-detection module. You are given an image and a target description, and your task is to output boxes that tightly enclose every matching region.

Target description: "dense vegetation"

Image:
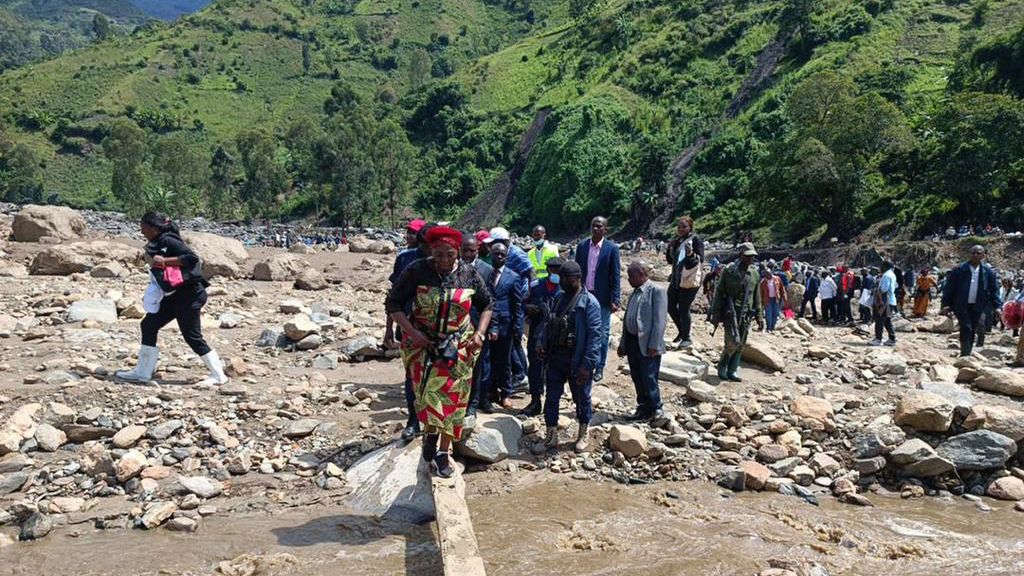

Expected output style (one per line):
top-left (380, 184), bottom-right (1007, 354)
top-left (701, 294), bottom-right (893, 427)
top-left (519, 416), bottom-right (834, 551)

top-left (0, 0), bottom-right (1022, 242)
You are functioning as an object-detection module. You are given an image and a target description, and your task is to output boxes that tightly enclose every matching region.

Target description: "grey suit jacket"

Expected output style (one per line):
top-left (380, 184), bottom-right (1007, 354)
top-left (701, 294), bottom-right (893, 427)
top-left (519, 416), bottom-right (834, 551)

top-left (620, 281), bottom-right (668, 357)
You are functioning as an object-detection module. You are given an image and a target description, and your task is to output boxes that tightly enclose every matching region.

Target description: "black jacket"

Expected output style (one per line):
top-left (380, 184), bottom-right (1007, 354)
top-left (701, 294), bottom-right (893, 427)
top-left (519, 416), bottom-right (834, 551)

top-left (665, 234), bottom-right (704, 287)
top-left (941, 262), bottom-right (1001, 315)
top-left (146, 231), bottom-right (207, 291)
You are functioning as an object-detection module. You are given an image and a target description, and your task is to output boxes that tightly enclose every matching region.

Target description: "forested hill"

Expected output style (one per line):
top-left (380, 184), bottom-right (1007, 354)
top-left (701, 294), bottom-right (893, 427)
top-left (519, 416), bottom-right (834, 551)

top-left (127, 1), bottom-right (213, 20)
top-left (0, 1), bottom-right (152, 70)
top-left (1, 0), bottom-right (1022, 243)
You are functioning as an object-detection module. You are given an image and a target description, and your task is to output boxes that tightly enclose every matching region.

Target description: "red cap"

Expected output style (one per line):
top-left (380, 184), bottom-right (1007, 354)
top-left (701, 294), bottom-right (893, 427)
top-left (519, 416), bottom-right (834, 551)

top-left (407, 219), bottom-right (427, 233)
top-left (474, 230), bottom-right (490, 244)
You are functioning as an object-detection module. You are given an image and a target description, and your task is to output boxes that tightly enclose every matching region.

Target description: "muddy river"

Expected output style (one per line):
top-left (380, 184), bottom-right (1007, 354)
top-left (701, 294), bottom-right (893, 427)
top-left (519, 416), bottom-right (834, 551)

top-left (4, 478), bottom-right (1023, 575)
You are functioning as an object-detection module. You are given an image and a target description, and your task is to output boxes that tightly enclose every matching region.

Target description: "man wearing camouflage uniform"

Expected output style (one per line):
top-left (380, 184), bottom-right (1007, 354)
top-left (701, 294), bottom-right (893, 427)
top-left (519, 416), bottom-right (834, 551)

top-left (710, 242), bottom-right (763, 382)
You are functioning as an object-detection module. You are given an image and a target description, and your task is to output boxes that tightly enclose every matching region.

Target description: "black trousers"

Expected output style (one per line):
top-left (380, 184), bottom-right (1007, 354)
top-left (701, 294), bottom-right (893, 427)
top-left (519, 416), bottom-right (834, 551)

top-left (799, 295), bottom-right (818, 319)
top-left (956, 305), bottom-right (983, 357)
top-left (141, 283), bottom-right (211, 356)
top-left (874, 306), bottom-right (895, 341)
top-left (668, 285), bottom-right (699, 341)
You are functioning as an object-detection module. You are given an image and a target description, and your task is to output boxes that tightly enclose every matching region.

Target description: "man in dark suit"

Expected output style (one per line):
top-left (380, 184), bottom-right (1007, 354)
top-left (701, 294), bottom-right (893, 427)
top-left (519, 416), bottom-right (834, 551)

top-left (482, 242), bottom-right (527, 412)
top-left (941, 245), bottom-right (1002, 357)
top-left (462, 234), bottom-right (493, 422)
top-left (574, 216), bottom-right (621, 382)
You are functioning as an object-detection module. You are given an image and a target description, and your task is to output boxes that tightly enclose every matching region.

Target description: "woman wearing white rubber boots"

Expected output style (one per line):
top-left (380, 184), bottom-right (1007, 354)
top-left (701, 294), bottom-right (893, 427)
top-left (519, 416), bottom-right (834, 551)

top-left (116, 212), bottom-right (228, 386)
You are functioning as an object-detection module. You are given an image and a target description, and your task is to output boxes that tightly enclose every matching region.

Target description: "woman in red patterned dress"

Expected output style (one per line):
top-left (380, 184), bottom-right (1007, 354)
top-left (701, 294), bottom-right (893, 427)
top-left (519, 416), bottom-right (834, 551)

top-left (385, 226), bottom-right (493, 478)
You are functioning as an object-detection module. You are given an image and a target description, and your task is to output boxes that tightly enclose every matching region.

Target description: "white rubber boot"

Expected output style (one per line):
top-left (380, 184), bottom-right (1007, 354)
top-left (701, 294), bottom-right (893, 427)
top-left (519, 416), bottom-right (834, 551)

top-left (116, 345), bottom-right (159, 382)
top-left (197, 350), bottom-right (229, 386)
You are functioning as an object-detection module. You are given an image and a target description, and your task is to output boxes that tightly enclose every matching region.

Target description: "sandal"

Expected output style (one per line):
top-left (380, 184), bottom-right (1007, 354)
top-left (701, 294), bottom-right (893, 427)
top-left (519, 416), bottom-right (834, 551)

top-left (431, 452), bottom-right (455, 478)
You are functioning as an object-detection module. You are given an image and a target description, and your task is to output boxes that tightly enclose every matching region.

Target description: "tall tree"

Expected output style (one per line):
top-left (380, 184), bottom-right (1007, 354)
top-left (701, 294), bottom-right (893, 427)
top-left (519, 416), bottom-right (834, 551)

top-left (208, 144), bottom-right (238, 218)
top-left (152, 133), bottom-right (207, 216)
top-left (301, 42), bottom-right (312, 75)
top-left (2, 143), bottom-right (44, 203)
top-left (102, 118), bottom-right (148, 214)
top-left (315, 111), bottom-right (378, 227)
top-left (408, 48), bottom-right (431, 89)
top-left (235, 129), bottom-right (287, 220)
top-left (92, 13), bottom-right (112, 41)
top-left (375, 119), bottom-right (415, 228)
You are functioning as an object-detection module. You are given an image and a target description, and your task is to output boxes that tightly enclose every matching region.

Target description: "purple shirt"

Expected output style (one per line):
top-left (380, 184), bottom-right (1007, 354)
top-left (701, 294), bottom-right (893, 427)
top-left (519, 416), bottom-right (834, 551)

top-left (586, 238), bottom-right (603, 291)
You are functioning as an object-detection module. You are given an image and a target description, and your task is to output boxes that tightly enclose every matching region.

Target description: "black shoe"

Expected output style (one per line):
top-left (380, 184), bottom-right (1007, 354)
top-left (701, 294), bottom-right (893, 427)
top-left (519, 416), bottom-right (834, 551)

top-left (726, 374), bottom-right (743, 382)
top-left (421, 433), bottom-right (439, 463)
top-left (672, 335), bottom-right (684, 344)
top-left (479, 401), bottom-right (495, 414)
top-left (520, 399), bottom-right (542, 417)
top-left (626, 408), bottom-right (650, 421)
top-left (401, 417), bottom-right (420, 442)
top-left (593, 369), bottom-right (604, 383)
top-left (431, 452), bottom-right (454, 478)
top-left (649, 408), bottom-right (666, 422)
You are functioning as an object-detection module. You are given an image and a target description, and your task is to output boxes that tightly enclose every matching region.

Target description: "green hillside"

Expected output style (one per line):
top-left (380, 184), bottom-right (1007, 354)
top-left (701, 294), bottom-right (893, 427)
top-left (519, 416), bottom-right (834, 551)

top-left (1, 0), bottom-right (1023, 241)
top-left (0, 1), bottom-right (151, 70)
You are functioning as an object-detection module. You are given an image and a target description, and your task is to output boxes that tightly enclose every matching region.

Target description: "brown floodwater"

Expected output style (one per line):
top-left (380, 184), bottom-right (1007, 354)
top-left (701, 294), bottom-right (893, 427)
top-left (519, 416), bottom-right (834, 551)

top-left (3, 479), bottom-right (1024, 575)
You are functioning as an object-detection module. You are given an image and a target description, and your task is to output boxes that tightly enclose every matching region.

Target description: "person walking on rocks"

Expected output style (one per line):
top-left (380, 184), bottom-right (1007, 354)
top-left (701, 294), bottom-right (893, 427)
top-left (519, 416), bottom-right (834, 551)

top-left (912, 268), bottom-right (937, 318)
top-left (799, 268), bottom-right (820, 320)
top-left (665, 216), bottom-right (704, 348)
top-left (618, 261), bottom-right (667, 421)
top-left (537, 261), bottom-right (602, 453)
top-left (574, 216), bottom-right (621, 382)
top-left (759, 267), bottom-right (786, 333)
top-left (871, 261), bottom-right (898, 347)
top-left (819, 270), bottom-right (838, 324)
top-left (116, 212), bottom-right (228, 386)
top-left (480, 242), bottom-right (527, 412)
top-left (521, 257), bottom-right (565, 417)
top-left (709, 243), bottom-right (762, 382)
top-left (385, 226), bottom-right (493, 478)
top-left (941, 245), bottom-right (1002, 357)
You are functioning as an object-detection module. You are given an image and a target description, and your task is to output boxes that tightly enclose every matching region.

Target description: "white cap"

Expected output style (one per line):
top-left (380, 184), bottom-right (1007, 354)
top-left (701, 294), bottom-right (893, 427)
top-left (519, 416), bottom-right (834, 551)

top-left (486, 227), bottom-right (510, 243)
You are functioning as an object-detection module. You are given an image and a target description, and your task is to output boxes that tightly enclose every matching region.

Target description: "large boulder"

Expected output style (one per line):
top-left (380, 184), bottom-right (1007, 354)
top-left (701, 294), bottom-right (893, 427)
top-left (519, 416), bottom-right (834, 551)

top-left (936, 430), bottom-right (1017, 471)
top-left (888, 438), bottom-right (954, 477)
top-left (283, 314), bottom-right (319, 341)
top-left (867, 350), bottom-right (908, 376)
top-left (608, 425), bottom-right (648, 458)
top-left (894, 390), bottom-right (954, 432)
top-left (785, 283), bottom-right (805, 309)
top-left (972, 368), bottom-right (1024, 397)
top-left (919, 315), bottom-right (956, 334)
top-left (293, 268), bottom-right (328, 291)
top-left (455, 414), bottom-right (522, 463)
top-left (348, 236), bottom-right (395, 255)
top-left (962, 405), bottom-right (1024, 441)
top-left (253, 253), bottom-right (307, 281)
top-left (987, 476), bottom-right (1024, 501)
top-left (346, 441), bottom-right (435, 523)
top-left (12, 205), bottom-right (87, 242)
top-left (66, 300), bottom-right (118, 324)
top-left (741, 339), bottom-right (786, 372)
top-left (181, 231), bottom-right (248, 279)
top-left (30, 241), bottom-right (143, 276)
top-left (791, 395), bottom-right (833, 423)
top-left (918, 381), bottom-right (975, 411)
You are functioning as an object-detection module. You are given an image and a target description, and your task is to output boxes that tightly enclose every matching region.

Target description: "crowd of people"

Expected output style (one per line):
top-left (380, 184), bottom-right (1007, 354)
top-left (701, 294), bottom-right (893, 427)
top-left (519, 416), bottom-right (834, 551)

top-left (380, 215), bottom-right (1024, 479)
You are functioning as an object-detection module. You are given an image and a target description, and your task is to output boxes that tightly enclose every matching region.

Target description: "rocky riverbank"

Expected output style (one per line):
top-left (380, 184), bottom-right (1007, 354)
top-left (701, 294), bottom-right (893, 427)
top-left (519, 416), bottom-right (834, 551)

top-left (1, 204), bottom-right (1023, 576)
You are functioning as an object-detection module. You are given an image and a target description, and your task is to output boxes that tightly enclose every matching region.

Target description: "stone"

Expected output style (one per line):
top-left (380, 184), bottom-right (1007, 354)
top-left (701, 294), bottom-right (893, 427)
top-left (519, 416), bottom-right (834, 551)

top-left (284, 418), bottom-right (320, 439)
top-left (608, 425), bottom-right (648, 458)
top-left (165, 517), bottom-right (199, 532)
top-left (63, 425), bottom-right (115, 443)
top-left (90, 261), bottom-right (126, 278)
top-left (256, 329), bottom-right (285, 348)
top-left (34, 423), bottom-right (66, 452)
top-left (741, 339), bottom-right (786, 372)
top-left (757, 444), bottom-right (789, 464)
top-left (809, 453), bottom-right (841, 476)
top-left (312, 354), bottom-right (339, 370)
top-left (115, 450), bottom-right (148, 482)
top-left (19, 512), bottom-right (53, 541)
top-left (50, 496), bottom-right (85, 513)
top-left (80, 444), bottom-right (115, 477)
top-left (919, 381), bottom-right (975, 411)
top-left (987, 477), bottom-right (1024, 501)
top-left (456, 414), bottom-right (521, 463)
top-left (120, 302), bottom-right (146, 319)
top-left (294, 268), bottom-right (328, 291)
top-left (791, 395), bottom-right (833, 423)
top-left (0, 453), bottom-right (33, 474)
top-left (920, 315), bottom-right (956, 334)
top-left (769, 457), bottom-right (803, 477)
top-left (348, 236), bottom-right (396, 254)
top-left (177, 475), bottom-right (224, 499)
top-left (788, 465), bottom-right (815, 486)
top-left (340, 336), bottom-right (380, 358)
top-left (972, 368), bottom-right (1024, 397)
top-left (12, 205), bottom-right (86, 242)
top-left (777, 430), bottom-right (802, 454)
top-left (894, 390), bottom-right (953, 432)
top-left (219, 313), bottom-right (243, 329)
top-left (279, 300), bottom-right (306, 314)
top-left (224, 357), bottom-right (248, 378)
top-left (685, 380), bottom-right (718, 403)
top-left (928, 364), bottom-right (960, 383)
top-left (867, 350), bottom-right (908, 375)
top-left (141, 502), bottom-right (177, 529)
top-left (717, 468), bottom-right (746, 492)
top-left (112, 425), bottom-right (147, 448)
top-left (840, 493), bottom-right (874, 507)
top-left (739, 460), bottom-right (772, 491)
top-left (296, 334), bottom-right (323, 350)
top-left (347, 440), bottom-right (435, 523)
top-left (284, 314), bottom-right (320, 341)
top-left (962, 405), bottom-right (1024, 441)
top-left (67, 300), bottom-right (118, 324)
top-left (148, 419), bottom-right (184, 441)
top-left (208, 425), bottom-right (231, 445)
top-left (852, 456), bottom-right (887, 475)
top-left (30, 241), bottom-right (143, 276)
top-left (0, 471), bottom-right (29, 495)
top-left (253, 254), bottom-right (307, 281)
top-left (181, 231), bottom-right (249, 279)
top-left (852, 433), bottom-right (886, 459)
top-left (937, 430), bottom-right (1017, 471)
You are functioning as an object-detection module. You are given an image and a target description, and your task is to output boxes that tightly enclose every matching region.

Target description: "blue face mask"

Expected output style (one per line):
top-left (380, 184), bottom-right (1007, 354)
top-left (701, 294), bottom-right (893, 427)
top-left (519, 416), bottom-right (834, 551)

top-left (548, 274), bottom-right (560, 285)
